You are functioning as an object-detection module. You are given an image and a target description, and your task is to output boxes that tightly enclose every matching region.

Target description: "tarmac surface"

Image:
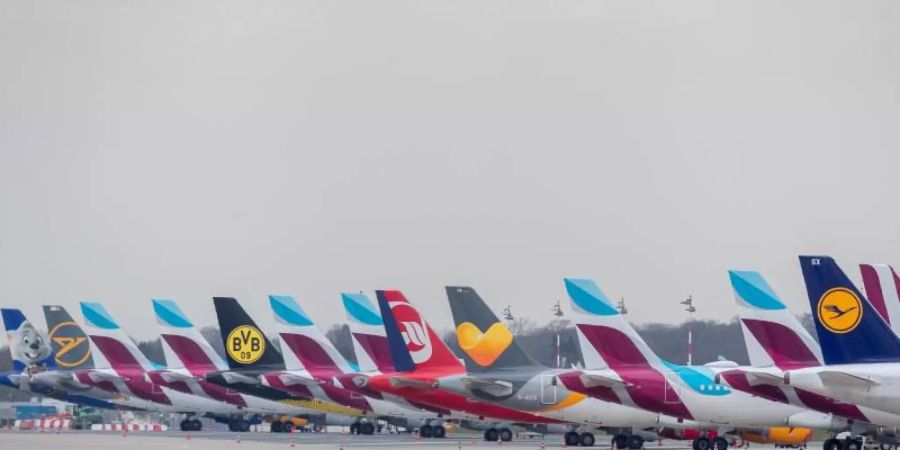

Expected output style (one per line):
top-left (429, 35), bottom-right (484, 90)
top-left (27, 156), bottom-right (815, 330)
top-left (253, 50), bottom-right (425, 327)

top-left (0, 430), bottom-right (805, 450)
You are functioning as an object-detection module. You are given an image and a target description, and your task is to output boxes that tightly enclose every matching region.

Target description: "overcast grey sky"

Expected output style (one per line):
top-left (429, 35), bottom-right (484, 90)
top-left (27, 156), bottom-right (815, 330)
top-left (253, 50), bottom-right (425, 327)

top-left (2, 1), bottom-right (899, 341)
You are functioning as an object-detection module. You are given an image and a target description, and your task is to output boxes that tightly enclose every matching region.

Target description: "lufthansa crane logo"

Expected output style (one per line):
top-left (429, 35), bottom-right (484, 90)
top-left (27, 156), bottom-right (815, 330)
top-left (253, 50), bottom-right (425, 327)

top-left (226, 325), bottom-right (265, 364)
top-left (817, 288), bottom-right (863, 334)
top-left (49, 321), bottom-right (91, 368)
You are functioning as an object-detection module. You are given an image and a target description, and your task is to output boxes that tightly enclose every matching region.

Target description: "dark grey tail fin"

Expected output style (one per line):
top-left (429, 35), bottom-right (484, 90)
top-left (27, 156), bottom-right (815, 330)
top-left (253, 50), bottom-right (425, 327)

top-left (43, 305), bottom-right (95, 370)
top-left (445, 286), bottom-right (541, 372)
top-left (213, 297), bottom-right (285, 370)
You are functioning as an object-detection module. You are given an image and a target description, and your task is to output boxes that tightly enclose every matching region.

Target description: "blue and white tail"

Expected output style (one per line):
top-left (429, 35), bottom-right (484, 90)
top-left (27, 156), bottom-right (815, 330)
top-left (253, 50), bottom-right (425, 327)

top-left (728, 270), bottom-right (822, 369)
top-left (152, 299), bottom-right (227, 374)
top-left (799, 256), bottom-right (900, 364)
top-left (341, 292), bottom-right (394, 373)
top-left (80, 302), bottom-right (159, 372)
top-left (2, 308), bottom-right (55, 372)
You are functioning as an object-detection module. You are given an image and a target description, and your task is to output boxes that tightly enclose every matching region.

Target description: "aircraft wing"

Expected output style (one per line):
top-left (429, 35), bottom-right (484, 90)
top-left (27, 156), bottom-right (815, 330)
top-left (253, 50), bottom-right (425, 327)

top-left (580, 372), bottom-right (627, 389)
top-left (388, 376), bottom-right (437, 390)
top-left (460, 377), bottom-right (514, 397)
top-left (817, 370), bottom-right (879, 390)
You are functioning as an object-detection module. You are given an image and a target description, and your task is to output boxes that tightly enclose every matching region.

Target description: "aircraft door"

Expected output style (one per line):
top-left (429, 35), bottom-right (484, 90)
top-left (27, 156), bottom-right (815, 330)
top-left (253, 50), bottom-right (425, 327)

top-left (541, 374), bottom-right (558, 405)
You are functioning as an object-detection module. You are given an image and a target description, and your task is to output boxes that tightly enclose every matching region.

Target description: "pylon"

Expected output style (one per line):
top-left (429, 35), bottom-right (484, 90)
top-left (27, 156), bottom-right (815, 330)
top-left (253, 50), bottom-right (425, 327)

top-left (235, 434), bottom-right (241, 444)
top-left (187, 434), bottom-right (192, 440)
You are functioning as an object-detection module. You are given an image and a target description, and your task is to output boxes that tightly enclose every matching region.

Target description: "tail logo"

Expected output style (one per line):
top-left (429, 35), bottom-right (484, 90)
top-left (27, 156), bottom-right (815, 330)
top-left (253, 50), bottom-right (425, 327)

top-left (226, 325), bottom-right (266, 364)
top-left (9, 320), bottom-right (52, 369)
top-left (389, 301), bottom-right (433, 364)
top-left (49, 321), bottom-right (91, 368)
top-left (817, 288), bottom-right (863, 334)
top-left (456, 322), bottom-right (513, 367)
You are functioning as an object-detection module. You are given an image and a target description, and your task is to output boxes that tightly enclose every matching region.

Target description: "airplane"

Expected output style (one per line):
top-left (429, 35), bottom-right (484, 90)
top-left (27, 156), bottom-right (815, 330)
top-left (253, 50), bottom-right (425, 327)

top-left (440, 286), bottom-right (703, 448)
top-left (0, 307), bottom-right (122, 410)
top-left (203, 296), bottom-right (375, 431)
top-left (859, 263), bottom-right (900, 336)
top-left (350, 289), bottom-right (575, 443)
top-left (151, 298), bottom-right (344, 431)
top-left (262, 294), bottom-right (445, 434)
top-left (337, 291), bottom-right (497, 438)
top-left (556, 277), bottom-right (838, 450)
top-left (777, 256), bottom-right (900, 418)
top-left (73, 301), bottom-right (257, 428)
top-left (715, 269), bottom-right (900, 450)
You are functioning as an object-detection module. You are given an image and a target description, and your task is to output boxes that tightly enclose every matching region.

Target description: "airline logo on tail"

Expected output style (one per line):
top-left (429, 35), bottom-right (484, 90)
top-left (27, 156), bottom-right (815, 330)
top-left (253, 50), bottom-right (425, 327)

top-left (48, 319), bottom-right (91, 368)
top-left (817, 288), bottom-right (863, 334)
top-left (456, 322), bottom-right (512, 367)
top-left (227, 325), bottom-right (266, 364)
top-left (389, 300), bottom-right (432, 363)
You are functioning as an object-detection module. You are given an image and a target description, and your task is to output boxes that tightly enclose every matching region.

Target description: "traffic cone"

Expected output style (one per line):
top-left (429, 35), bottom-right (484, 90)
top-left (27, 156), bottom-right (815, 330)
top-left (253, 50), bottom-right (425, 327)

top-left (235, 434), bottom-right (241, 444)
top-left (290, 437), bottom-right (296, 448)
top-left (187, 434), bottom-right (192, 440)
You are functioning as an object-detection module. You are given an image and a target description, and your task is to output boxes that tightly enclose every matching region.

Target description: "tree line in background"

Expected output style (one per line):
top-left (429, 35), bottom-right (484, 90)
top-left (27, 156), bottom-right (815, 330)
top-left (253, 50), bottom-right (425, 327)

top-left (0, 314), bottom-right (816, 402)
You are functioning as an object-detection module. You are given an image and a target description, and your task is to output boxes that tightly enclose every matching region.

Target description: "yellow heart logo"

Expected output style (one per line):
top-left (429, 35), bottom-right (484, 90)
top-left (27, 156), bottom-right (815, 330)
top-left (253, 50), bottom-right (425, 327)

top-left (456, 322), bottom-right (513, 367)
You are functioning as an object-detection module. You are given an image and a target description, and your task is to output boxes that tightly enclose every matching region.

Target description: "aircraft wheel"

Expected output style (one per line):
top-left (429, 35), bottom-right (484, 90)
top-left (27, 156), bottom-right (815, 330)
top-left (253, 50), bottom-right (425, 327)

top-left (349, 422), bottom-right (360, 435)
top-left (564, 431), bottom-right (580, 446)
top-left (179, 420), bottom-right (190, 431)
top-left (237, 419), bottom-right (249, 432)
top-left (846, 439), bottom-right (863, 450)
top-left (613, 433), bottom-right (630, 449)
top-left (500, 428), bottom-right (513, 442)
top-left (271, 421), bottom-right (283, 433)
top-left (580, 432), bottom-right (596, 447)
top-left (432, 425), bottom-right (446, 438)
top-left (879, 443), bottom-right (893, 450)
top-left (629, 434), bottom-right (644, 449)
top-left (714, 437), bottom-right (729, 450)
top-left (282, 422), bottom-right (293, 433)
top-left (191, 419), bottom-right (202, 431)
top-left (485, 428), bottom-right (499, 442)
top-left (421, 424), bottom-right (434, 438)
top-left (693, 437), bottom-right (711, 450)
top-left (362, 423), bottom-right (375, 435)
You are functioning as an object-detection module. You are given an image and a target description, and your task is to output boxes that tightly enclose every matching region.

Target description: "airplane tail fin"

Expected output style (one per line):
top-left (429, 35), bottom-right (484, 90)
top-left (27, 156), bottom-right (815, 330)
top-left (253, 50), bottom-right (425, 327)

top-left (342, 292), bottom-right (394, 373)
top-left (859, 264), bottom-right (900, 336)
top-left (269, 294), bottom-right (354, 374)
top-left (563, 278), bottom-right (663, 370)
top-left (445, 286), bottom-right (539, 372)
top-left (152, 299), bottom-right (227, 374)
top-left (80, 302), bottom-right (157, 372)
top-left (376, 289), bottom-right (462, 372)
top-left (799, 256), bottom-right (900, 364)
top-left (212, 297), bottom-right (285, 370)
top-left (2, 308), bottom-right (55, 372)
top-left (728, 270), bottom-right (822, 369)
top-left (43, 305), bottom-right (96, 371)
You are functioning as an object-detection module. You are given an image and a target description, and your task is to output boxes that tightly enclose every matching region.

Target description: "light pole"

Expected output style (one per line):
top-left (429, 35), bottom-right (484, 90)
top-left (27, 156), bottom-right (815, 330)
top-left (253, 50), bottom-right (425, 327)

top-left (616, 297), bottom-right (628, 315)
top-left (680, 295), bottom-right (696, 365)
top-left (552, 301), bottom-right (564, 369)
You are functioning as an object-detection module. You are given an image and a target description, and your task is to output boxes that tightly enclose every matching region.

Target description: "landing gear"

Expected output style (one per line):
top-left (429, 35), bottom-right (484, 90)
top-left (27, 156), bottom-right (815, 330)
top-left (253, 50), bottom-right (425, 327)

top-left (713, 437), bottom-right (729, 450)
top-left (824, 438), bottom-right (843, 450)
top-left (565, 431), bottom-right (581, 446)
top-left (499, 428), bottom-right (513, 442)
top-left (228, 419), bottom-right (248, 432)
top-left (579, 432), bottom-right (595, 447)
top-left (271, 421), bottom-right (283, 433)
top-left (179, 419), bottom-right (202, 431)
top-left (880, 443), bottom-right (894, 450)
top-left (421, 424), bottom-right (434, 438)
top-left (845, 438), bottom-right (863, 450)
top-left (350, 422), bottom-right (361, 435)
top-left (432, 425), bottom-right (446, 438)
top-left (281, 421), bottom-right (293, 433)
top-left (628, 434), bottom-right (644, 449)
top-left (693, 437), bottom-right (711, 450)
top-left (614, 433), bottom-right (630, 449)
top-left (361, 422), bottom-right (375, 435)
top-left (485, 428), bottom-right (499, 442)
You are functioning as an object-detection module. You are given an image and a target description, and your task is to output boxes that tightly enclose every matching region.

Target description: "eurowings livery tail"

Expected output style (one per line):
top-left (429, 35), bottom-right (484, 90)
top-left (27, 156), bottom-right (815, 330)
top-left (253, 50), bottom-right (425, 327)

top-left (729, 270), bottom-right (823, 369)
top-left (342, 292), bottom-right (394, 373)
top-left (376, 290), bottom-right (462, 373)
top-left (860, 264), bottom-right (900, 336)
top-left (152, 299), bottom-right (228, 375)
top-left (269, 295), bottom-right (355, 375)
top-left (799, 255), bottom-right (900, 364)
top-left (445, 286), bottom-right (539, 372)
top-left (80, 302), bottom-right (158, 373)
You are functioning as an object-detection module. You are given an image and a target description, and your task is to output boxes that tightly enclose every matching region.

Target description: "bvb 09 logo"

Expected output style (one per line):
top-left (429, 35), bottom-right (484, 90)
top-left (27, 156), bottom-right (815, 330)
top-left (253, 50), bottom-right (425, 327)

top-left (227, 325), bottom-right (265, 364)
top-left (817, 287), bottom-right (863, 334)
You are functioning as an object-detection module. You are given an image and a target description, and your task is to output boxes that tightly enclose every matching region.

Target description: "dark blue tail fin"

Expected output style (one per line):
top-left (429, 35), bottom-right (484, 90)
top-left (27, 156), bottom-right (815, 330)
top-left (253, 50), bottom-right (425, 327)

top-left (799, 255), bottom-right (900, 364)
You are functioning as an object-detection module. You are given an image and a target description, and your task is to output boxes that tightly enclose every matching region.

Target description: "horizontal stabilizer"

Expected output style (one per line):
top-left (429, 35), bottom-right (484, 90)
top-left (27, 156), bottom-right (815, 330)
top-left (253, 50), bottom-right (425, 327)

top-left (743, 370), bottom-right (785, 386)
top-left (388, 376), bottom-right (437, 390)
top-left (818, 370), bottom-right (878, 389)
top-left (460, 377), bottom-right (514, 397)
top-left (579, 372), bottom-right (627, 389)
top-left (83, 370), bottom-right (120, 384)
top-left (277, 372), bottom-right (320, 387)
top-left (158, 371), bottom-right (195, 384)
top-left (220, 371), bottom-right (261, 385)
